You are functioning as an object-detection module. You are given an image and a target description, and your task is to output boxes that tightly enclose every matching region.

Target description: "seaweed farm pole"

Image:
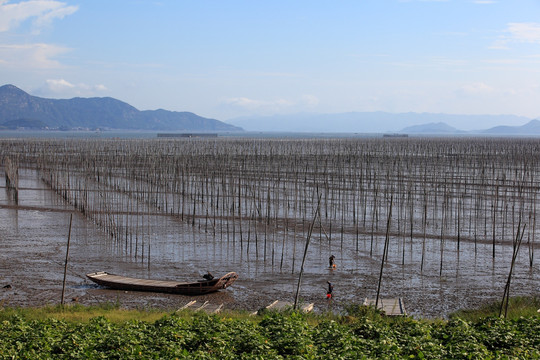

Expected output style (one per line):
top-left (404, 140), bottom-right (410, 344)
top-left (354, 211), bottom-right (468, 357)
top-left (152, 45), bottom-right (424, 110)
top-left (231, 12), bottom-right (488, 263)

top-left (294, 192), bottom-right (321, 310)
top-left (61, 213), bottom-right (73, 306)
top-left (499, 213), bottom-right (526, 318)
top-left (492, 183), bottom-right (499, 259)
top-left (439, 187), bottom-right (448, 276)
top-left (375, 194), bottom-right (393, 309)
top-left (4, 157), bottom-right (19, 204)
top-left (529, 196), bottom-right (536, 267)
top-left (421, 188), bottom-right (427, 272)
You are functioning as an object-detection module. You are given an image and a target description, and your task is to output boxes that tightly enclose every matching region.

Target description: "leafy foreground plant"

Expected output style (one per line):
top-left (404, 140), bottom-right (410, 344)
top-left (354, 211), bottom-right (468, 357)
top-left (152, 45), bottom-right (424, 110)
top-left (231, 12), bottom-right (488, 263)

top-left (1, 310), bottom-right (539, 359)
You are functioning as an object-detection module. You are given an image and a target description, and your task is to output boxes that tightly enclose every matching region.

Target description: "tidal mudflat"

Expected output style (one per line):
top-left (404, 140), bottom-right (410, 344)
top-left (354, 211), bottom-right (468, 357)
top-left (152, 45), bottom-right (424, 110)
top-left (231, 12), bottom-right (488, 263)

top-left (1, 137), bottom-right (539, 317)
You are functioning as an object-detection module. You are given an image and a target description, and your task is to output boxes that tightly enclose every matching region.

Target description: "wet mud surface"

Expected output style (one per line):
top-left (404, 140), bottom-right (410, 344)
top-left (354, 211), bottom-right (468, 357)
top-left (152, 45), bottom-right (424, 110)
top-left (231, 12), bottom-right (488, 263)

top-left (1, 170), bottom-right (539, 318)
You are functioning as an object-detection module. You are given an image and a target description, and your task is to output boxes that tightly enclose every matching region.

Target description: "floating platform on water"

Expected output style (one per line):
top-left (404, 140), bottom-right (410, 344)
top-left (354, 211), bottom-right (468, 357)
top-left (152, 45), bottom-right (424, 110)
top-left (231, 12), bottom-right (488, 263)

top-left (363, 298), bottom-right (407, 316)
top-left (157, 133), bottom-right (218, 138)
top-left (251, 300), bottom-right (314, 315)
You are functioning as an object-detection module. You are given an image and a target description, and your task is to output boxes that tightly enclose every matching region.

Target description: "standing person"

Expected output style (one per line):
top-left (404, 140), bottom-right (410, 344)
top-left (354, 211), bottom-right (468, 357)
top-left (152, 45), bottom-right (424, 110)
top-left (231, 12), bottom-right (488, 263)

top-left (203, 271), bottom-right (214, 281)
top-left (329, 255), bottom-right (336, 269)
top-left (326, 281), bottom-right (334, 299)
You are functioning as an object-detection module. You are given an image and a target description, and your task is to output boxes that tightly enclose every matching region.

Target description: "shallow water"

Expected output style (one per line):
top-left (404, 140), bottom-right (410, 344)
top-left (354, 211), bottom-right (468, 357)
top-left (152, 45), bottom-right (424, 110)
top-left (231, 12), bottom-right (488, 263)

top-left (1, 168), bottom-right (539, 318)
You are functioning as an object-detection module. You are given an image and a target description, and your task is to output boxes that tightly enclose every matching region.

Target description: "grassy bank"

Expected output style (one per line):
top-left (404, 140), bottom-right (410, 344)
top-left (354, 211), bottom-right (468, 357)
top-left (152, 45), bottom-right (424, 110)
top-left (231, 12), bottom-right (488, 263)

top-left (449, 296), bottom-right (540, 322)
top-left (0, 302), bottom-right (169, 324)
top-left (1, 298), bottom-right (539, 359)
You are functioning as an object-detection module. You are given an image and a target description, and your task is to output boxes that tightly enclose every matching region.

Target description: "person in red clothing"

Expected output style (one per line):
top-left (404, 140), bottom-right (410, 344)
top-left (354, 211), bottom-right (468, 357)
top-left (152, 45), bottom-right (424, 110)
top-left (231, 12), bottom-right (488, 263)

top-left (326, 281), bottom-right (334, 299)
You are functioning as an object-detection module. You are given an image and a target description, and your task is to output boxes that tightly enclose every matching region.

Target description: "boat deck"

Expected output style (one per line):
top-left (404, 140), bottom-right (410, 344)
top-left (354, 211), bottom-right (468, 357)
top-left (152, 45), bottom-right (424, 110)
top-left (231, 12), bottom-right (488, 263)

top-left (88, 272), bottom-right (184, 288)
top-left (86, 271), bottom-right (237, 296)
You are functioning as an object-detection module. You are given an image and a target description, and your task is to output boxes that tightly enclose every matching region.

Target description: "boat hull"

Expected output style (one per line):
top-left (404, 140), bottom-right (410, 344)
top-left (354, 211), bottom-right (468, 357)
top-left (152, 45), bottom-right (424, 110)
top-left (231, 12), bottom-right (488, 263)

top-left (86, 271), bottom-right (238, 295)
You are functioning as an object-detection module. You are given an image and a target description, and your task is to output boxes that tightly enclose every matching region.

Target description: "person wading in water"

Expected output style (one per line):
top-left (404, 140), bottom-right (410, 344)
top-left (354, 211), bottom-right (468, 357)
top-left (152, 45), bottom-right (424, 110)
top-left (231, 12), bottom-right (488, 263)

top-left (329, 255), bottom-right (336, 269)
top-left (326, 281), bottom-right (334, 299)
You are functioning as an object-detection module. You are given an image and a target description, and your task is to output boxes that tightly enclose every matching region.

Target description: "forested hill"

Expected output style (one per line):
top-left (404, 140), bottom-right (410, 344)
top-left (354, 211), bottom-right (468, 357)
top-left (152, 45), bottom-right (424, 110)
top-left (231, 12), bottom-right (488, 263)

top-left (0, 84), bottom-right (242, 131)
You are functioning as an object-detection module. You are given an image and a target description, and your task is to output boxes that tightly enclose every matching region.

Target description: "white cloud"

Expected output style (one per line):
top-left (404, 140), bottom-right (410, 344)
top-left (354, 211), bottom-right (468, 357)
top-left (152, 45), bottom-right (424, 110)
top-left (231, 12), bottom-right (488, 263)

top-left (223, 95), bottom-right (320, 109)
top-left (492, 22), bottom-right (540, 49)
top-left (218, 95), bottom-right (323, 118)
top-left (45, 78), bottom-right (74, 91)
top-left (0, 2), bottom-right (78, 68)
top-left (473, 0), bottom-right (497, 4)
top-left (488, 40), bottom-right (509, 50)
top-left (507, 22), bottom-right (540, 44)
top-left (220, 96), bottom-right (315, 117)
top-left (0, 0), bottom-right (78, 32)
top-left (0, 42), bottom-right (69, 68)
top-left (94, 84), bottom-right (107, 92)
top-left (483, 58), bottom-right (521, 65)
top-left (42, 78), bottom-right (108, 96)
top-left (223, 97), bottom-right (293, 109)
top-left (300, 94), bottom-right (319, 106)
top-left (459, 82), bottom-right (494, 95)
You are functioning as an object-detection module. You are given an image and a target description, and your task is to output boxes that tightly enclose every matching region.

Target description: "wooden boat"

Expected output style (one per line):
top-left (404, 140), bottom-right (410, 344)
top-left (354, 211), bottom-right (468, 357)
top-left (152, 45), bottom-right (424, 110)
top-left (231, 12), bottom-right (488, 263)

top-left (86, 271), bottom-right (238, 295)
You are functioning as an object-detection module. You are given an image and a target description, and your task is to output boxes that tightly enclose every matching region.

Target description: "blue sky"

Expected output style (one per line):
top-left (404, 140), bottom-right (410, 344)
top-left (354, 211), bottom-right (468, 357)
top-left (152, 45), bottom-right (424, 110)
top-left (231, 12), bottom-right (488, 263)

top-left (1, 0), bottom-right (540, 124)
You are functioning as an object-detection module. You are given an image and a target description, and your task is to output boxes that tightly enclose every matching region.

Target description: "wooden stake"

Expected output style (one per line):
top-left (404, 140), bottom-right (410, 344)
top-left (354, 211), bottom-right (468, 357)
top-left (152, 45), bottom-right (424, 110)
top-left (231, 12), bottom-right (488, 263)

top-left (375, 194), bottom-right (393, 309)
top-left (61, 213), bottom-right (73, 306)
top-left (294, 192), bottom-right (321, 310)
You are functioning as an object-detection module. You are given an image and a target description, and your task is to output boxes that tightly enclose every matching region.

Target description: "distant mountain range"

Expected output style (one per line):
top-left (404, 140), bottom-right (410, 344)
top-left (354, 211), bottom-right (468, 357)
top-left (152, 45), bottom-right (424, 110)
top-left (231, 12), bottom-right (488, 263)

top-left (0, 84), bottom-right (242, 132)
top-left (481, 119), bottom-right (540, 135)
top-left (400, 120), bottom-right (540, 135)
top-left (2, 84), bottom-right (538, 135)
top-left (399, 122), bottom-right (462, 134)
top-left (228, 112), bottom-right (537, 135)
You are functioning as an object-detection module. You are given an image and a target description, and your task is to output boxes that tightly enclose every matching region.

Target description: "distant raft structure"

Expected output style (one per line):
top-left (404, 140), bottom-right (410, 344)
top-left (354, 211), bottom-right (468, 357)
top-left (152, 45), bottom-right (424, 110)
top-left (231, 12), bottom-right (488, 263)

top-left (383, 133), bottom-right (408, 138)
top-left (157, 133), bottom-right (218, 138)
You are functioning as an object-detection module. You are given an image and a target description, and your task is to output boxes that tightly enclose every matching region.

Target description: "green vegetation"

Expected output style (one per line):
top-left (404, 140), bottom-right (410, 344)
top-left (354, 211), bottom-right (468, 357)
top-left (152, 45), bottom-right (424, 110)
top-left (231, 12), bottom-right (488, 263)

top-left (449, 296), bottom-right (540, 322)
top-left (1, 300), bottom-right (539, 359)
top-left (1, 118), bottom-right (48, 129)
top-left (0, 303), bottom-right (168, 325)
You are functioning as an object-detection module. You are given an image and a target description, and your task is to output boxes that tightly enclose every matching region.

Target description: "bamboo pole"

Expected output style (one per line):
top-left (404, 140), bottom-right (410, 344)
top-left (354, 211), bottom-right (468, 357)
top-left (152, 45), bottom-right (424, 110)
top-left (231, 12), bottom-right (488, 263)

top-left (293, 192), bottom-right (322, 310)
top-left (375, 194), bottom-right (393, 309)
top-left (61, 213), bottom-right (73, 306)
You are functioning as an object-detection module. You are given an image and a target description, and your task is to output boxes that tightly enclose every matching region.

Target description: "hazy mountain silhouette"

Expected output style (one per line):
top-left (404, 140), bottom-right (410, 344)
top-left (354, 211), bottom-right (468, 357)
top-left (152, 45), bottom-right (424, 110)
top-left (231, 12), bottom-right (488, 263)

top-left (3, 84), bottom-right (536, 134)
top-left (228, 112), bottom-right (532, 134)
top-left (0, 84), bottom-right (242, 131)
top-left (481, 119), bottom-right (540, 135)
top-left (400, 119), bottom-right (540, 135)
top-left (400, 122), bottom-right (464, 134)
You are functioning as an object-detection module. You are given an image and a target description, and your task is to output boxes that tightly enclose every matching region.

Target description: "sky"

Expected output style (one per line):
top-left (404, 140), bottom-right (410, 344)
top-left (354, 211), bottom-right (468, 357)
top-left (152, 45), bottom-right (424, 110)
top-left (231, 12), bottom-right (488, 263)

top-left (1, 0), bottom-right (540, 124)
